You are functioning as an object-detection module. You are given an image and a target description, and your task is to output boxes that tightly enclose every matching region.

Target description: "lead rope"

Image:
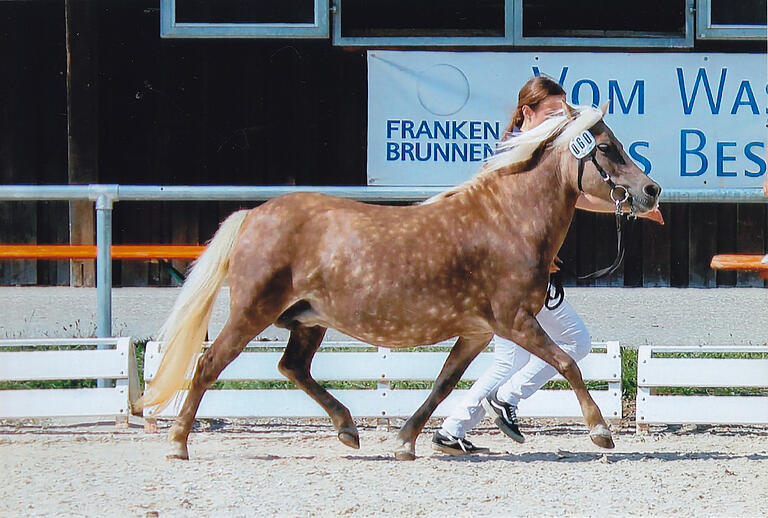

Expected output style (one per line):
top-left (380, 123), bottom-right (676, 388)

top-left (546, 210), bottom-right (632, 310)
top-left (579, 149), bottom-right (634, 281)
top-left (545, 273), bottom-right (565, 310)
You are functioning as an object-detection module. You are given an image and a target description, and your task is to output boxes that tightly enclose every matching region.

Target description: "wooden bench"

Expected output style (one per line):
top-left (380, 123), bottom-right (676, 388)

top-left (710, 254), bottom-right (768, 280)
top-left (0, 338), bottom-right (141, 426)
top-left (143, 340), bottom-right (622, 432)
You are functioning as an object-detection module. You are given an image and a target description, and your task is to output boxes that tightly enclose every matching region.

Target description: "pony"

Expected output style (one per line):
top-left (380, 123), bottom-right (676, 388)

top-left (140, 102), bottom-right (661, 460)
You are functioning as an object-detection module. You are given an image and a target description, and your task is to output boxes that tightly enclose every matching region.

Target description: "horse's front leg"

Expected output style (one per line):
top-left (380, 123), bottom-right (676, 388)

top-left (496, 307), bottom-right (614, 449)
top-left (395, 333), bottom-right (493, 460)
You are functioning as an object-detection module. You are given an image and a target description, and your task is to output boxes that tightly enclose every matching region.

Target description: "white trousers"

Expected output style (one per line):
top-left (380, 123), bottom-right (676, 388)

top-left (441, 298), bottom-right (591, 438)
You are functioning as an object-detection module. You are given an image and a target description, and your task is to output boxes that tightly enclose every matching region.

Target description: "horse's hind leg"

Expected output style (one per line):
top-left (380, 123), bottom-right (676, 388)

top-left (395, 333), bottom-right (493, 460)
top-left (167, 315), bottom-right (265, 459)
top-left (278, 325), bottom-right (360, 449)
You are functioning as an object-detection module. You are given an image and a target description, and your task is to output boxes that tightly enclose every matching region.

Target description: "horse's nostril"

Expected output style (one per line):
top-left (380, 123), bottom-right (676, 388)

top-left (644, 183), bottom-right (660, 198)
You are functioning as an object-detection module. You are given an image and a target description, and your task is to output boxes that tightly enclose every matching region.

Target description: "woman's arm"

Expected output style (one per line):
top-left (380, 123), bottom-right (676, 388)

top-left (576, 193), bottom-right (664, 224)
top-left (763, 176), bottom-right (768, 198)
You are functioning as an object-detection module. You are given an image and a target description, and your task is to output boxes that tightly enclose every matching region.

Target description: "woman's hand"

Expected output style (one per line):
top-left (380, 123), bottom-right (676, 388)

top-left (549, 256), bottom-right (562, 274)
top-left (763, 176), bottom-right (768, 198)
top-left (639, 207), bottom-right (664, 225)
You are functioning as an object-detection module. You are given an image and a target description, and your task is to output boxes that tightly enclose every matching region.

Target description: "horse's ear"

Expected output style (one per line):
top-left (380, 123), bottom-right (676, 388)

top-left (561, 100), bottom-right (576, 120)
top-left (600, 102), bottom-right (609, 116)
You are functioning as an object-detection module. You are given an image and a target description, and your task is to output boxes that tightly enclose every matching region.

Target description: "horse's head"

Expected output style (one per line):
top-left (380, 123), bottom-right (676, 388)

top-left (559, 102), bottom-right (661, 215)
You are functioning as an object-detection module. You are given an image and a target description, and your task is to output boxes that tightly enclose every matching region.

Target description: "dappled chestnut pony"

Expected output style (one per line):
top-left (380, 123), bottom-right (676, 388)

top-left (141, 103), bottom-right (661, 460)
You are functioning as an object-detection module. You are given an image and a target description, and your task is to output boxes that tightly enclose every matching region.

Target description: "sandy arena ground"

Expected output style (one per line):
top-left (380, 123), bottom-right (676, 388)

top-left (1, 418), bottom-right (767, 517)
top-left (1, 286), bottom-right (767, 517)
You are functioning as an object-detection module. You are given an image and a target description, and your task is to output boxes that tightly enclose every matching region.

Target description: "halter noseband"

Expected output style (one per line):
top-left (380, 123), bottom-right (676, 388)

top-left (571, 129), bottom-right (630, 215)
top-left (577, 150), bottom-right (630, 215)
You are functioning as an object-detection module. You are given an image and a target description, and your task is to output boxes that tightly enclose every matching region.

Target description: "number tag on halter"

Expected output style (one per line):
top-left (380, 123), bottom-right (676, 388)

top-left (569, 130), bottom-right (596, 159)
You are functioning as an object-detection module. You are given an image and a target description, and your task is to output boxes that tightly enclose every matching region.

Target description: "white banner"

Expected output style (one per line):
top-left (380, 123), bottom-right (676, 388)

top-left (367, 51), bottom-right (766, 189)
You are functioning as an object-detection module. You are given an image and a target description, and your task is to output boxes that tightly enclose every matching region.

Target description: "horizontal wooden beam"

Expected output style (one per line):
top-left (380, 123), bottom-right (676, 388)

top-left (711, 254), bottom-right (768, 279)
top-left (0, 244), bottom-right (204, 260)
top-left (710, 254), bottom-right (768, 271)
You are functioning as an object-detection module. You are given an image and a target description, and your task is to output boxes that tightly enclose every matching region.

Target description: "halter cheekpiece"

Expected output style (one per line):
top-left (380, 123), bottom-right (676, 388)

top-left (570, 129), bottom-right (630, 214)
top-left (570, 128), bottom-right (634, 276)
top-left (545, 128), bottom-right (635, 310)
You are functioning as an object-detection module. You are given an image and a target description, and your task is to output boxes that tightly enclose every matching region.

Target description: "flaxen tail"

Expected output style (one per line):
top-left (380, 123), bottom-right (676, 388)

top-left (139, 209), bottom-right (250, 415)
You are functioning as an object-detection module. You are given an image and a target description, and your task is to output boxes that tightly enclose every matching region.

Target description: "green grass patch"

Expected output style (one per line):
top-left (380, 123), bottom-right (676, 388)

top-left (133, 339), bottom-right (148, 390)
top-left (652, 387), bottom-right (768, 396)
top-left (391, 381), bottom-right (432, 390)
top-left (0, 379), bottom-right (97, 390)
top-left (209, 380), bottom-right (378, 390)
top-left (1, 344), bottom-right (102, 351)
top-left (540, 380), bottom-right (609, 391)
top-left (387, 380), bottom-right (610, 391)
top-left (210, 380), bottom-right (296, 390)
top-left (389, 380), bottom-right (488, 390)
top-left (622, 346), bottom-right (638, 400)
top-left (653, 352), bottom-right (768, 359)
top-left (388, 346), bottom-right (454, 353)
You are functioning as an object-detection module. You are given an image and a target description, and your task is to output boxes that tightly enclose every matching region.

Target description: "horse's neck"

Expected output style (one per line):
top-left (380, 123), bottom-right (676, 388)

top-left (485, 150), bottom-right (579, 259)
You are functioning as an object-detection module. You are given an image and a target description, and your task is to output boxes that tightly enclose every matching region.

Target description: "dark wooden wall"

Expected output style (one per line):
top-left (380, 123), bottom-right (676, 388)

top-left (0, 1), bottom-right (765, 287)
top-left (0, 1), bottom-right (69, 285)
top-left (559, 204), bottom-right (768, 288)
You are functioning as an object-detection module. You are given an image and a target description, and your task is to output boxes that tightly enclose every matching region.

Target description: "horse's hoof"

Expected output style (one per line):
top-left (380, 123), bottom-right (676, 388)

top-left (338, 428), bottom-right (360, 449)
top-left (394, 441), bottom-right (416, 461)
top-left (394, 450), bottom-right (416, 461)
top-left (166, 441), bottom-right (189, 460)
top-left (589, 425), bottom-right (615, 449)
top-left (590, 434), bottom-right (615, 449)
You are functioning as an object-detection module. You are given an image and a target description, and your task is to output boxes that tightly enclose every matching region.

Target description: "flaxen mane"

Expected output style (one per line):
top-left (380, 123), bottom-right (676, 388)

top-left (423, 105), bottom-right (603, 204)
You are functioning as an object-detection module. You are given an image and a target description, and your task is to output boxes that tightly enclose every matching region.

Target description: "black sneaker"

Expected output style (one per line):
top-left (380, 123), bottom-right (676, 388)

top-left (431, 430), bottom-right (490, 455)
top-left (482, 389), bottom-right (525, 443)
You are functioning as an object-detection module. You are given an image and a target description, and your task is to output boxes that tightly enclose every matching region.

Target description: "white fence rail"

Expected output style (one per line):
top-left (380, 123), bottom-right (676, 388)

top-left (9, 338), bottom-right (768, 432)
top-left (0, 338), bottom-right (140, 424)
top-left (144, 340), bottom-right (622, 424)
top-left (636, 345), bottom-right (768, 430)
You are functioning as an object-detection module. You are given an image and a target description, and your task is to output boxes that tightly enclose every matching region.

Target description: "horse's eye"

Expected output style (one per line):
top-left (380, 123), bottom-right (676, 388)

top-left (597, 142), bottom-right (626, 164)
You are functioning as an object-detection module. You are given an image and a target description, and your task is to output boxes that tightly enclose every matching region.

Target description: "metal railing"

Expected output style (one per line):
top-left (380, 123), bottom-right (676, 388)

top-left (0, 184), bottom-right (765, 339)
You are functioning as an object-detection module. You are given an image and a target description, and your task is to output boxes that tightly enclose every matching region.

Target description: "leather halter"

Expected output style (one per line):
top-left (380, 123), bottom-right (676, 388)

top-left (544, 145), bottom-right (634, 310)
top-left (577, 147), bottom-right (628, 205)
